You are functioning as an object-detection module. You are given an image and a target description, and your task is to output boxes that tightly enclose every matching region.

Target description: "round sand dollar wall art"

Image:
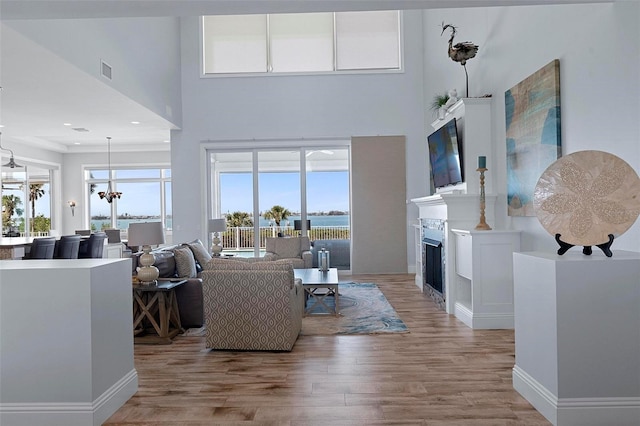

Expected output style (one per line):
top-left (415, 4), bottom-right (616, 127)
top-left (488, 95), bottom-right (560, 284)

top-left (533, 150), bottom-right (640, 252)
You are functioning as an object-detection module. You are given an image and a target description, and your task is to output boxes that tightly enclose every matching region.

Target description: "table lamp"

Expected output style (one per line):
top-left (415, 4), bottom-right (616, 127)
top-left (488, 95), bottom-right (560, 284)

top-left (208, 218), bottom-right (227, 256)
top-left (128, 222), bottom-right (165, 284)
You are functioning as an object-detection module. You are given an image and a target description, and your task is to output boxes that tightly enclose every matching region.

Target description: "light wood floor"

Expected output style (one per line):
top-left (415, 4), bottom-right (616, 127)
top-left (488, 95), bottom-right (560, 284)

top-left (105, 274), bottom-right (550, 425)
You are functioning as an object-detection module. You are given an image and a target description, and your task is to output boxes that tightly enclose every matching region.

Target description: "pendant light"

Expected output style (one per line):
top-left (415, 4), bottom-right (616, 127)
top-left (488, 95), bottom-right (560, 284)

top-left (97, 136), bottom-right (122, 203)
top-left (0, 132), bottom-right (23, 169)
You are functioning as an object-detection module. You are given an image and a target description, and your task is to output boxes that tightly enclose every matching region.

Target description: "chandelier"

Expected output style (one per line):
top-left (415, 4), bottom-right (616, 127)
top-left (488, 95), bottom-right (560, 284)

top-left (98, 136), bottom-right (122, 203)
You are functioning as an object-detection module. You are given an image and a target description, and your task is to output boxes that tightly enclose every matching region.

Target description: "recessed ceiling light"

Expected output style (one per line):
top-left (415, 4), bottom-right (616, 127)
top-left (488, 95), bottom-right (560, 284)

top-left (131, 121), bottom-right (140, 125)
top-left (74, 142), bottom-right (81, 145)
top-left (163, 140), bottom-right (170, 143)
top-left (0, 125), bottom-right (4, 128)
top-left (63, 123), bottom-right (72, 126)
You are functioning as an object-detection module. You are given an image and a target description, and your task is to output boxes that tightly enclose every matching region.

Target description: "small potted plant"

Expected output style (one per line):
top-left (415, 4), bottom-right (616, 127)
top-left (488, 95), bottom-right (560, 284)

top-left (430, 92), bottom-right (449, 119)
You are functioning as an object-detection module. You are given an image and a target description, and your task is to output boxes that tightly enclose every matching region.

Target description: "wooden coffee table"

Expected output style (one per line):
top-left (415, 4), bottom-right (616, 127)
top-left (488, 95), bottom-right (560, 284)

top-left (132, 279), bottom-right (186, 344)
top-left (294, 268), bottom-right (339, 316)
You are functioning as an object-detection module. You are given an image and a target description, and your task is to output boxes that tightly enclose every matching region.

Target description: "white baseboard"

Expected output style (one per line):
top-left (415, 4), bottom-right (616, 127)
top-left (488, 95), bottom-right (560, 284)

top-left (454, 302), bottom-right (513, 329)
top-left (0, 369), bottom-right (137, 426)
top-left (513, 365), bottom-right (640, 426)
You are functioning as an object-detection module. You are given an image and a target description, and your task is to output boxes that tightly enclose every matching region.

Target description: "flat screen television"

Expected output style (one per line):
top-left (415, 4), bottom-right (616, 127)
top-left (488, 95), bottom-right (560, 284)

top-left (427, 118), bottom-right (463, 189)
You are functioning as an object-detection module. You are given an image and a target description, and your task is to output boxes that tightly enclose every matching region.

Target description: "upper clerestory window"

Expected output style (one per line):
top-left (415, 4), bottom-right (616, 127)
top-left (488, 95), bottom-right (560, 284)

top-left (202, 10), bottom-right (402, 76)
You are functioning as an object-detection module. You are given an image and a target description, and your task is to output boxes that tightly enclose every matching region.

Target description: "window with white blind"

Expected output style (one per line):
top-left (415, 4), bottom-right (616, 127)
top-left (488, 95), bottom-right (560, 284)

top-left (202, 10), bottom-right (401, 75)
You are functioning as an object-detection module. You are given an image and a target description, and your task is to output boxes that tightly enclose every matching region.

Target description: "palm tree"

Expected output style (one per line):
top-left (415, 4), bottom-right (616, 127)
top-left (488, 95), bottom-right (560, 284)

top-left (263, 205), bottom-right (291, 231)
top-left (2, 194), bottom-right (23, 230)
top-left (225, 211), bottom-right (254, 228)
top-left (29, 183), bottom-right (45, 233)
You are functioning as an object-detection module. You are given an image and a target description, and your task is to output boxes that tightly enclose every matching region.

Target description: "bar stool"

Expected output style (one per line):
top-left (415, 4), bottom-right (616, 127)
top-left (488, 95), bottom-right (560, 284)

top-left (54, 235), bottom-right (81, 259)
top-left (23, 237), bottom-right (56, 259)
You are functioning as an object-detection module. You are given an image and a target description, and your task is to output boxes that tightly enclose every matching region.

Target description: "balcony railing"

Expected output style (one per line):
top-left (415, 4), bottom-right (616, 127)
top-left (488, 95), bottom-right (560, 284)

top-left (220, 226), bottom-right (350, 251)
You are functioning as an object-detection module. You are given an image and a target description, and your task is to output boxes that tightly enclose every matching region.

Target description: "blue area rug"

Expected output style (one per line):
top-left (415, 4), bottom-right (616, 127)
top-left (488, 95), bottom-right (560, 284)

top-left (301, 282), bottom-right (408, 335)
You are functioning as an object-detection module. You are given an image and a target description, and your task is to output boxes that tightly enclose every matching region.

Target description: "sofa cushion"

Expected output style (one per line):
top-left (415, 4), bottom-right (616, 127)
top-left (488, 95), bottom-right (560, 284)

top-left (207, 257), bottom-right (292, 271)
top-left (173, 246), bottom-right (197, 278)
top-left (273, 238), bottom-right (301, 259)
top-left (203, 256), bottom-right (267, 270)
top-left (186, 239), bottom-right (211, 268)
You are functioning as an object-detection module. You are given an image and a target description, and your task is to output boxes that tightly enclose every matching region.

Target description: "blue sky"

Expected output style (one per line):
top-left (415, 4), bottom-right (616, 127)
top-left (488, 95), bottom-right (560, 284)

top-left (24, 171), bottom-right (347, 218)
top-left (220, 171), bottom-right (349, 214)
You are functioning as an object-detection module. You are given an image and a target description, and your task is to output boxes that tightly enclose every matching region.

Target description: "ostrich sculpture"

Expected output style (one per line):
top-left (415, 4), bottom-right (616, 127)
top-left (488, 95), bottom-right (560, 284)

top-left (441, 23), bottom-right (479, 97)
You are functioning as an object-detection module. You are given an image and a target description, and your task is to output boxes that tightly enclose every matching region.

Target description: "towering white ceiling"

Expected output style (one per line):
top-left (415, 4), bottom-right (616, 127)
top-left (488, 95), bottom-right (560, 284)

top-left (0, 0), bottom-right (611, 152)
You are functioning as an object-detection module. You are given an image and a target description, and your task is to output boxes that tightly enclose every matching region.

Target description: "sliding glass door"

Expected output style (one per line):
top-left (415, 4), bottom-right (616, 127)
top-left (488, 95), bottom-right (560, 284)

top-left (305, 148), bottom-right (350, 241)
top-left (209, 144), bottom-right (350, 259)
top-left (258, 150), bottom-right (301, 240)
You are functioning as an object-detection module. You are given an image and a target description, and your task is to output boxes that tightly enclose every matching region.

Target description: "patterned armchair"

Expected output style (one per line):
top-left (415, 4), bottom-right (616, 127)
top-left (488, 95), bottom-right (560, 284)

top-left (264, 236), bottom-right (313, 269)
top-left (202, 259), bottom-right (304, 351)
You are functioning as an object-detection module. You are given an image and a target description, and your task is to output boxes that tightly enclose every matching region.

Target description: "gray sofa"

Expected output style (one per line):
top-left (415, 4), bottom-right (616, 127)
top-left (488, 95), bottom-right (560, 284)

top-left (131, 241), bottom-right (210, 328)
top-left (311, 239), bottom-right (350, 270)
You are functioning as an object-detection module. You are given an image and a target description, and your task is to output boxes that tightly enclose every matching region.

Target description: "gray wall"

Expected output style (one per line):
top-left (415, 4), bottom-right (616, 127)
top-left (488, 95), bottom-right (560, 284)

top-left (423, 1), bottom-right (640, 252)
top-left (172, 11), bottom-right (428, 272)
top-left (351, 136), bottom-right (407, 273)
top-left (4, 17), bottom-right (182, 126)
top-left (6, 1), bottom-right (640, 264)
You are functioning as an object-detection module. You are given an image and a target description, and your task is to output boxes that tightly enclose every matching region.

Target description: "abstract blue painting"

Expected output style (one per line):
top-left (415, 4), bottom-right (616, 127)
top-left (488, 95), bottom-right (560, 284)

top-left (505, 59), bottom-right (562, 216)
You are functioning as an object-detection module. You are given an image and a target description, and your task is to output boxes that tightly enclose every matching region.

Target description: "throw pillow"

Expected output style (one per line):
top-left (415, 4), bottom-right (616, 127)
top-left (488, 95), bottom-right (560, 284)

top-left (173, 246), bottom-right (197, 278)
top-left (186, 239), bottom-right (211, 267)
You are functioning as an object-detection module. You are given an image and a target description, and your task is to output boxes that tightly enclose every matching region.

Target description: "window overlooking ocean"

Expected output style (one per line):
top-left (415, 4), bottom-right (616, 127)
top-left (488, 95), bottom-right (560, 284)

top-left (209, 146), bottom-right (350, 258)
top-left (85, 167), bottom-right (171, 237)
top-left (2, 164), bottom-right (54, 237)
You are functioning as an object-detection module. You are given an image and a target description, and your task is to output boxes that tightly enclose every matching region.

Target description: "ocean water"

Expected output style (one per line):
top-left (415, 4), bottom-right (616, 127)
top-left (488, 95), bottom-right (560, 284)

top-left (91, 215), bottom-right (349, 230)
top-left (258, 215), bottom-right (349, 227)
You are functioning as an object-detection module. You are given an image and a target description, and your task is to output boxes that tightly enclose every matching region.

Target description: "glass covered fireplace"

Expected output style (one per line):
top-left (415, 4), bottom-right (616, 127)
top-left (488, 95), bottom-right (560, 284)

top-left (421, 219), bottom-right (446, 311)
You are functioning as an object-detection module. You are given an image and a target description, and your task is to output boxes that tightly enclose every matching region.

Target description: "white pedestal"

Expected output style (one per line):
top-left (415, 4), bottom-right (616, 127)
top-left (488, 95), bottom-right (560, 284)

top-left (452, 229), bottom-right (521, 329)
top-left (512, 251), bottom-right (640, 426)
top-left (0, 259), bottom-right (137, 426)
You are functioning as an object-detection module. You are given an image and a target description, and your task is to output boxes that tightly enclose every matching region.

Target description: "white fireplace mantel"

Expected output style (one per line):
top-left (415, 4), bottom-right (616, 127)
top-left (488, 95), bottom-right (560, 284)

top-left (412, 193), bottom-right (497, 314)
top-left (412, 193), bottom-right (497, 227)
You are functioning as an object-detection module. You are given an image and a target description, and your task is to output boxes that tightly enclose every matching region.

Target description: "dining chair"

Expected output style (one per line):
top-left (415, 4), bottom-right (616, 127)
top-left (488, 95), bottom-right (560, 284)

top-left (78, 232), bottom-right (107, 258)
top-left (54, 234), bottom-right (81, 259)
top-left (24, 237), bottom-right (56, 259)
top-left (104, 228), bottom-right (122, 243)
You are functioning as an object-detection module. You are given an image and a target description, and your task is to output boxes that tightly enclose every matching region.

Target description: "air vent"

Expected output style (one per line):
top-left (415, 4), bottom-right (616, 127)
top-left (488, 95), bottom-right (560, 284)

top-left (72, 127), bottom-right (89, 132)
top-left (101, 60), bottom-right (112, 80)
